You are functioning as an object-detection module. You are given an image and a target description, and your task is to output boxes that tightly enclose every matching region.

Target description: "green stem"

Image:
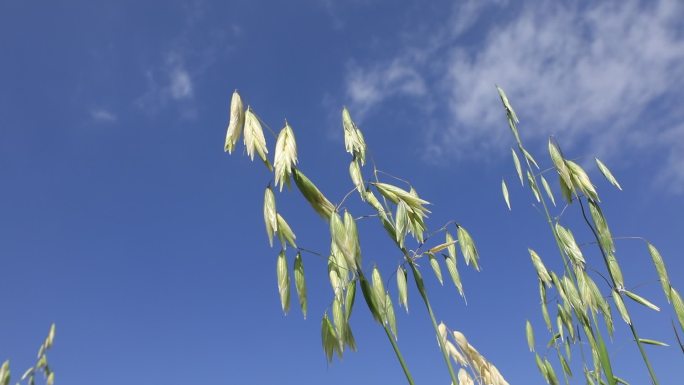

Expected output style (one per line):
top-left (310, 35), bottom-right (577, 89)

top-left (510, 129), bottom-right (619, 384)
top-left (358, 269), bottom-right (416, 385)
top-left (577, 198), bottom-right (659, 385)
top-left (407, 260), bottom-right (460, 385)
top-left (383, 323), bottom-right (416, 385)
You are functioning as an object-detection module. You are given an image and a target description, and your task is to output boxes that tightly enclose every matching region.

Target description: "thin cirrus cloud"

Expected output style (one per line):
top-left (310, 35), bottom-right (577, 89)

top-left (344, 0), bottom-right (684, 192)
top-left (90, 108), bottom-right (118, 123)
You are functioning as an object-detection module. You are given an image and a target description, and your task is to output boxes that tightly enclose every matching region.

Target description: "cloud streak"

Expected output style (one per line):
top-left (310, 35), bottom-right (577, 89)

top-left (90, 108), bottom-right (117, 123)
top-left (345, 0), bottom-right (684, 192)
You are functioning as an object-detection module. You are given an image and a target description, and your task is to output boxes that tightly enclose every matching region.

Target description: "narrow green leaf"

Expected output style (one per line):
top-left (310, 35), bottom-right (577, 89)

top-left (396, 266), bottom-right (408, 312)
top-left (502, 179), bottom-right (511, 210)
top-left (512, 148), bottom-right (523, 186)
top-left (594, 331), bottom-right (617, 385)
top-left (276, 251), bottom-right (290, 313)
top-left (427, 252), bottom-right (443, 285)
top-left (46, 372), bottom-right (54, 385)
top-left (526, 320), bottom-right (535, 351)
top-left (623, 289), bottom-right (660, 312)
top-left (360, 275), bottom-right (381, 323)
top-left (292, 168), bottom-right (335, 219)
top-left (540, 175), bottom-right (556, 206)
top-left (294, 253), bottom-right (307, 319)
top-left (595, 158), bottom-right (622, 190)
top-left (647, 243), bottom-right (671, 302)
top-left (638, 338), bottom-right (669, 347)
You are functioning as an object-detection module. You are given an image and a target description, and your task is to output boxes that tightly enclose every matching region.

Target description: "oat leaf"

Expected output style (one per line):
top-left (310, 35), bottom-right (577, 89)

top-left (292, 168), bottom-right (335, 220)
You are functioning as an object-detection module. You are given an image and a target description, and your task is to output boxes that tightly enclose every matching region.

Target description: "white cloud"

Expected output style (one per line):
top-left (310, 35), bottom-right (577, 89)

top-left (169, 67), bottom-right (193, 100)
top-left (136, 51), bottom-right (195, 113)
top-left (90, 108), bottom-right (117, 122)
top-left (345, 0), bottom-right (684, 192)
top-left (346, 59), bottom-right (427, 118)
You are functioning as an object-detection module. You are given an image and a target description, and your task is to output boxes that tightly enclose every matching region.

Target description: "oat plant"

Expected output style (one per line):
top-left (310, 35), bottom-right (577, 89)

top-left (224, 90), bottom-right (508, 385)
top-left (497, 87), bottom-right (684, 385)
top-left (1, 323), bottom-right (56, 385)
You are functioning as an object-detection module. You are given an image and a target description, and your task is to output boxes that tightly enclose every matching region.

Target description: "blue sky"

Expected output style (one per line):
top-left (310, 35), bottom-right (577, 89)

top-left (1, 0), bottom-right (683, 384)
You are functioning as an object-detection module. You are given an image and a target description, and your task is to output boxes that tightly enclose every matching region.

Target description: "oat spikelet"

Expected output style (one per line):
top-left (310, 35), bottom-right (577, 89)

top-left (224, 90), bottom-right (245, 153)
top-left (274, 122), bottom-right (298, 191)
top-left (342, 107), bottom-right (366, 165)
top-left (244, 107), bottom-right (268, 162)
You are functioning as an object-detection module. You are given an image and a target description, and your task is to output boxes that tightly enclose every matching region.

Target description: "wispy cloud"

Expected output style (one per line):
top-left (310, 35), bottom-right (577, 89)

top-left (90, 108), bottom-right (117, 123)
top-left (136, 52), bottom-right (195, 115)
top-left (168, 59), bottom-right (194, 101)
top-left (345, 0), bottom-right (684, 192)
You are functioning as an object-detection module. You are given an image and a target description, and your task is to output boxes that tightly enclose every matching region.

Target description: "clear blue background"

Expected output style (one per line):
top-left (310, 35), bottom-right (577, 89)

top-left (1, 1), bottom-right (683, 384)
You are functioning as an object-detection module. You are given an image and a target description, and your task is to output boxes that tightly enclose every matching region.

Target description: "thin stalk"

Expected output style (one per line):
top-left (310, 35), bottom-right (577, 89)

top-left (383, 323), bottom-right (416, 385)
top-left (509, 123), bottom-right (618, 384)
top-left (578, 198), bottom-right (659, 385)
top-left (356, 267), bottom-right (417, 385)
top-left (407, 260), bottom-right (460, 384)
